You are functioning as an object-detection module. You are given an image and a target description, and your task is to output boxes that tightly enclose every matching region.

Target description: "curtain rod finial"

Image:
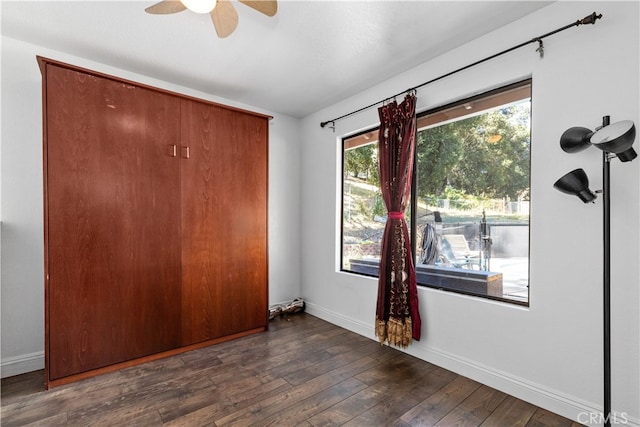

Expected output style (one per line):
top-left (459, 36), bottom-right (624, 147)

top-left (580, 12), bottom-right (603, 25)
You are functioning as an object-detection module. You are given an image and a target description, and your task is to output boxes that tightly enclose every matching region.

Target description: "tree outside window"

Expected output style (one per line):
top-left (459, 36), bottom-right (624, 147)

top-left (341, 80), bottom-right (531, 305)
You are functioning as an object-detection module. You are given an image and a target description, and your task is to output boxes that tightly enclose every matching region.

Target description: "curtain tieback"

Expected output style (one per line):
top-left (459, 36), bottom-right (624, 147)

top-left (388, 211), bottom-right (405, 219)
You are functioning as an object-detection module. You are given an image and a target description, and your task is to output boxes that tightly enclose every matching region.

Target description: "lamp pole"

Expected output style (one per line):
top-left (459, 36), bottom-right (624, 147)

top-left (555, 115), bottom-right (637, 426)
top-left (601, 116), bottom-right (611, 427)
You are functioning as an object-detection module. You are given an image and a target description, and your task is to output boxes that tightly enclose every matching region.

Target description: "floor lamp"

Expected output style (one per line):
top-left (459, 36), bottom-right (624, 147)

top-left (553, 116), bottom-right (637, 427)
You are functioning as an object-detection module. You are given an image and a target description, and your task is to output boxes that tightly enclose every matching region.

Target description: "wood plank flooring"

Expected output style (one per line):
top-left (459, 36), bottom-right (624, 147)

top-left (1, 313), bottom-right (582, 426)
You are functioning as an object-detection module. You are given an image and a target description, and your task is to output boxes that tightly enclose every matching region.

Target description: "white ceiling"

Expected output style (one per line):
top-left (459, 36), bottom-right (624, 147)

top-left (1, 1), bottom-right (553, 118)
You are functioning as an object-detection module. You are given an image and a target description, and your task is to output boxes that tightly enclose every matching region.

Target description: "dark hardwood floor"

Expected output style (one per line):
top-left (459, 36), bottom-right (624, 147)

top-left (1, 313), bottom-right (581, 426)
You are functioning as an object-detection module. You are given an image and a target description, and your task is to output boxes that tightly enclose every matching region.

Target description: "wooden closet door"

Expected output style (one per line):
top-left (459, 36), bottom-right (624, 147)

top-left (45, 64), bottom-right (182, 380)
top-left (180, 99), bottom-right (268, 345)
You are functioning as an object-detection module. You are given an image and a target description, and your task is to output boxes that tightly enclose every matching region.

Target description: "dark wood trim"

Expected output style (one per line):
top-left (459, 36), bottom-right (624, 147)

top-left (40, 59), bottom-right (51, 389)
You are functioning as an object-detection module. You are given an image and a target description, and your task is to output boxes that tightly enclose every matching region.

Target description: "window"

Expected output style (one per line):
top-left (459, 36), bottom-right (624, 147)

top-left (341, 80), bottom-right (531, 305)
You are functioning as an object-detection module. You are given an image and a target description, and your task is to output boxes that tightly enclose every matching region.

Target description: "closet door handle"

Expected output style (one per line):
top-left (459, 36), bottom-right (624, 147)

top-left (169, 144), bottom-right (177, 157)
top-left (182, 146), bottom-right (190, 159)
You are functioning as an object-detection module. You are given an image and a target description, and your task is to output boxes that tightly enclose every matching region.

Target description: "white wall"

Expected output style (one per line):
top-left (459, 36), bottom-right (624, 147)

top-left (300, 2), bottom-right (639, 426)
top-left (0, 37), bottom-right (302, 377)
top-left (2, 2), bottom-right (638, 425)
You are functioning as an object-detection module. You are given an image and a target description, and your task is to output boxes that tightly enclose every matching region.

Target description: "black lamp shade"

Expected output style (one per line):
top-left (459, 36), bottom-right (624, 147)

top-left (591, 120), bottom-right (637, 162)
top-left (617, 148), bottom-right (637, 162)
top-left (553, 168), bottom-right (597, 203)
top-left (560, 127), bottom-right (594, 153)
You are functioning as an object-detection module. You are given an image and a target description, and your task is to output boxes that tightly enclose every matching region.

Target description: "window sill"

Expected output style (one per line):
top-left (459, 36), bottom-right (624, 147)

top-left (346, 258), bottom-right (528, 306)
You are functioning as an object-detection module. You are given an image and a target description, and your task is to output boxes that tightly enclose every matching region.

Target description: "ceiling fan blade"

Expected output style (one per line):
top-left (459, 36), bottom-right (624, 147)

top-left (238, 0), bottom-right (277, 17)
top-left (210, 0), bottom-right (239, 38)
top-left (145, 0), bottom-right (186, 14)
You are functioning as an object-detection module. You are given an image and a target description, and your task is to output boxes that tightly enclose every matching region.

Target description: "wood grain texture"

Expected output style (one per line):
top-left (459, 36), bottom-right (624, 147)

top-left (2, 314), bottom-right (582, 427)
top-left (37, 56), bottom-right (273, 122)
top-left (44, 64), bottom-right (182, 381)
top-left (42, 58), bottom-right (269, 385)
top-left (180, 98), bottom-right (268, 345)
top-left (44, 327), bottom-right (264, 388)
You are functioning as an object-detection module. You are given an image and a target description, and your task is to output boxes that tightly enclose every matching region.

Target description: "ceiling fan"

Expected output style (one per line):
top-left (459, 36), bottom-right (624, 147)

top-left (145, 0), bottom-right (277, 38)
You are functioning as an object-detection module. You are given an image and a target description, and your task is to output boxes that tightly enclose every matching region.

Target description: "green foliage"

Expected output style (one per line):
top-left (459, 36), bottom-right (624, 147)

top-left (343, 100), bottom-right (531, 206)
top-left (372, 193), bottom-right (386, 217)
top-left (344, 143), bottom-right (378, 184)
top-left (416, 125), bottom-right (463, 195)
top-left (416, 102), bottom-right (530, 200)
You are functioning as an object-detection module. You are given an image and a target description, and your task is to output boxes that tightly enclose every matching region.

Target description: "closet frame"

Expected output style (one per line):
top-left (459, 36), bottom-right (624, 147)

top-left (38, 56), bottom-right (270, 388)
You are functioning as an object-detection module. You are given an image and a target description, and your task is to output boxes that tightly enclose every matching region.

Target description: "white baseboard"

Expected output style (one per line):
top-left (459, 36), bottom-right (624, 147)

top-left (304, 302), bottom-right (639, 427)
top-left (1, 351), bottom-right (44, 379)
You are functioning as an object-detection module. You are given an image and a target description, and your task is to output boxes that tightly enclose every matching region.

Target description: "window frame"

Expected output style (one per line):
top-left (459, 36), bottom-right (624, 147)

top-left (340, 79), bottom-right (532, 306)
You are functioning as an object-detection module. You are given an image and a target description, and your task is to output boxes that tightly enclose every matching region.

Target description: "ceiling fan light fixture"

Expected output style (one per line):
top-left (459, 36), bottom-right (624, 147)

top-left (180, 0), bottom-right (217, 14)
top-left (145, 0), bottom-right (277, 38)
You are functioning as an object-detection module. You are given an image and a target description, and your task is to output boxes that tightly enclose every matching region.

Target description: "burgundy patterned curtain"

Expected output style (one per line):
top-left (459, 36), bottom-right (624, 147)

top-left (375, 93), bottom-right (421, 347)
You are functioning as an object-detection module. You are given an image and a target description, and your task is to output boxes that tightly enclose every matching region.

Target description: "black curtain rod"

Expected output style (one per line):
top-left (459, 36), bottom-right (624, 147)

top-left (320, 11), bottom-right (602, 129)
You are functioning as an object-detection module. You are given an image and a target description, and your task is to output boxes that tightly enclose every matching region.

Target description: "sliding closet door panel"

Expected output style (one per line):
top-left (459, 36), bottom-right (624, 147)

top-left (45, 64), bottom-right (182, 380)
top-left (181, 99), bottom-right (268, 345)
top-left (228, 111), bottom-right (268, 334)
